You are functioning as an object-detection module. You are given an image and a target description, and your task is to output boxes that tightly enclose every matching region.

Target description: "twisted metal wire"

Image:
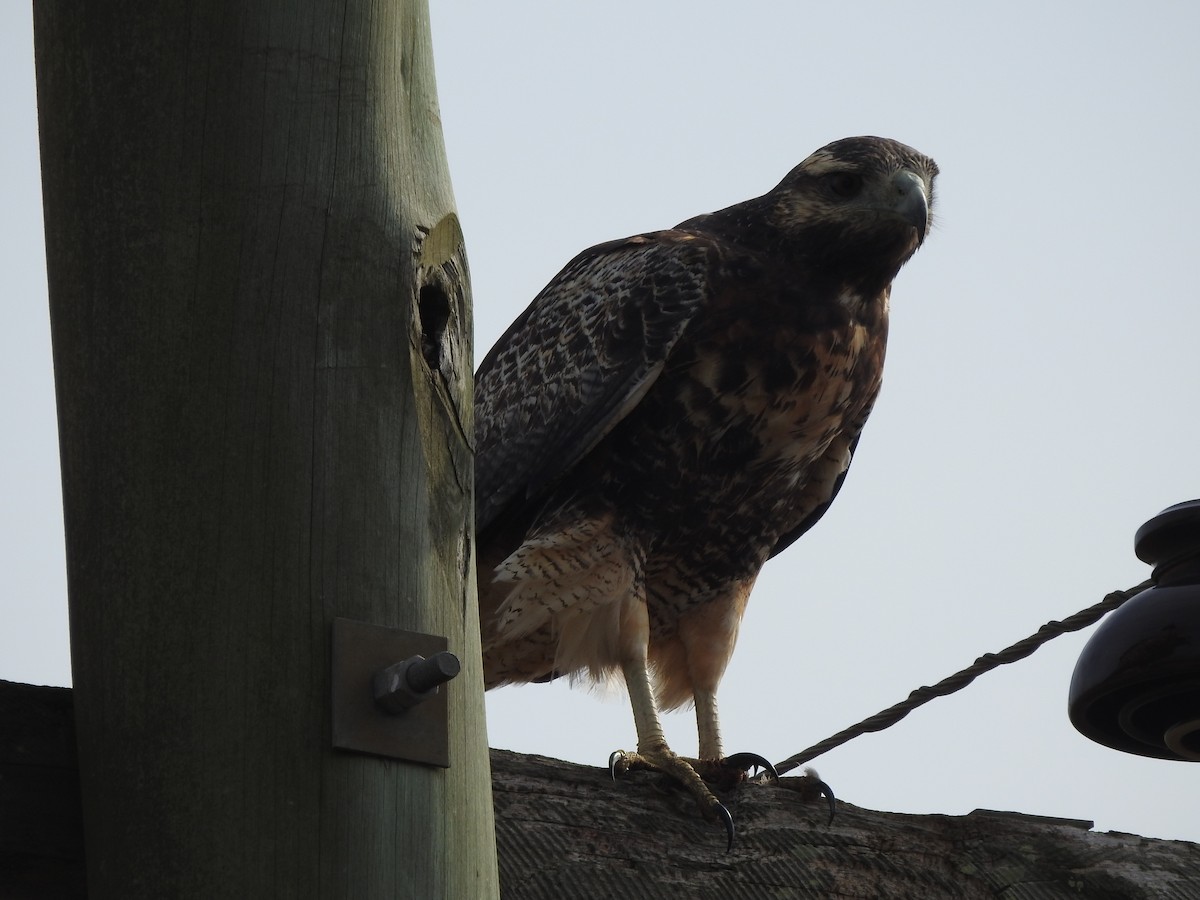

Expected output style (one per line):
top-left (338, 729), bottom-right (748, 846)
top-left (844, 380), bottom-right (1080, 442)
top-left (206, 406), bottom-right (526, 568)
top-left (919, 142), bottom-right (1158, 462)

top-left (773, 578), bottom-right (1155, 776)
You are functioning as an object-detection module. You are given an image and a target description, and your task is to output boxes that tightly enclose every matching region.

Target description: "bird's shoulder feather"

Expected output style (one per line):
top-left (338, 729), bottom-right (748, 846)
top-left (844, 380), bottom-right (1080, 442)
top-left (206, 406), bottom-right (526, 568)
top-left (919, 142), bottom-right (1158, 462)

top-left (475, 230), bottom-right (721, 534)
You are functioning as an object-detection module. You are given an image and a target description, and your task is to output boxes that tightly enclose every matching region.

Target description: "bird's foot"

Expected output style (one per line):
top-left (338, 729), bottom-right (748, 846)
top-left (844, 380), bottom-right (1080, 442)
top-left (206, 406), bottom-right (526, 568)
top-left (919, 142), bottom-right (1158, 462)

top-left (777, 766), bottom-right (837, 825)
top-left (608, 747), bottom-right (774, 850)
top-left (692, 751), bottom-right (779, 789)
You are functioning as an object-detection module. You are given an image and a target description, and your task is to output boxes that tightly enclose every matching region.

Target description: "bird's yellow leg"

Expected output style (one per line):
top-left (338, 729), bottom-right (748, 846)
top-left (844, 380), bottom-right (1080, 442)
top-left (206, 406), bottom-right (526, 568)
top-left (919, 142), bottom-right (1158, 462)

top-left (677, 588), bottom-right (777, 786)
top-left (694, 687), bottom-right (723, 761)
top-left (615, 595), bottom-right (680, 761)
top-left (690, 688), bottom-right (776, 787)
top-left (621, 648), bottom-right (668, 755)
top-left (610, 598), bottom-right (736, 845)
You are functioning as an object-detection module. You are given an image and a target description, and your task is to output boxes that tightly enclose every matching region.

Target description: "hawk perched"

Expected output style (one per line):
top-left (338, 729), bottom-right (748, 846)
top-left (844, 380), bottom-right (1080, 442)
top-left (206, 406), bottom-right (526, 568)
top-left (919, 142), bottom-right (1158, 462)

top-left (475, 136), bottom-right (937, 838)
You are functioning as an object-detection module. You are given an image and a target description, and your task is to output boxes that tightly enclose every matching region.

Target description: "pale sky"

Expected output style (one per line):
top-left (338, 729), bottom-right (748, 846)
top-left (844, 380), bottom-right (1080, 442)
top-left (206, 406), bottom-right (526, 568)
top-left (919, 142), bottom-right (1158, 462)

top-left (4, 2), bottom-right (1199, 845)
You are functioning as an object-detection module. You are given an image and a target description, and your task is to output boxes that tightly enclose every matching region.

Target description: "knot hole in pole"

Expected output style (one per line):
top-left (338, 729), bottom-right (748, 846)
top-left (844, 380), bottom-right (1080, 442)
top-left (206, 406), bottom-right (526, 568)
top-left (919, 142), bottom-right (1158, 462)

top-left (418, 283), bottom-right (452, 373)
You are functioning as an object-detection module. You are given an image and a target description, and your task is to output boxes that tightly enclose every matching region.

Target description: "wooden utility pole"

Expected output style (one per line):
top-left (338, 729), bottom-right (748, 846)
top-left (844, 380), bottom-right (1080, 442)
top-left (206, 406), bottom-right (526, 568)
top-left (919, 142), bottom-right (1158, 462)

top-left (34, 1), bottom-right (498, 896)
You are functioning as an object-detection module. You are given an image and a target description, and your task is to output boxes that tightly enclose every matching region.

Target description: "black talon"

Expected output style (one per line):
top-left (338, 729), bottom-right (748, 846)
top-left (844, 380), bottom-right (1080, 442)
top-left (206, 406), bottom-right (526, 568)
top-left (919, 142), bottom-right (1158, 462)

top-left (608, 750), bottom-right (624, 781)
top-left (816, 778), bottom-right (836, 825)
top-left (723, 751), bottom-right (779, 780)
top-left (605, 749), bottom-right (744, 849)
top-left (716, 801), bottom-right (735, 853)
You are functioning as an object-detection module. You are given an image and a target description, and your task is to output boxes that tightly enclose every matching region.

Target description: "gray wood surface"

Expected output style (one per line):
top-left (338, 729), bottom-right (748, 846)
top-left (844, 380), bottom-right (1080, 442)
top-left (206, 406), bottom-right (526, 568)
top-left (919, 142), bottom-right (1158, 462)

top-left (491, 748), bottom-right (1200, 899)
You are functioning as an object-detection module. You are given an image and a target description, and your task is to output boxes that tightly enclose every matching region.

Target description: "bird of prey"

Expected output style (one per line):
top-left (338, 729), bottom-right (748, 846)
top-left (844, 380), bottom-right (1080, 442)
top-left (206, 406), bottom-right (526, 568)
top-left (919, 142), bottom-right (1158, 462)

top-left (475, 136), bottom-right (937, 843)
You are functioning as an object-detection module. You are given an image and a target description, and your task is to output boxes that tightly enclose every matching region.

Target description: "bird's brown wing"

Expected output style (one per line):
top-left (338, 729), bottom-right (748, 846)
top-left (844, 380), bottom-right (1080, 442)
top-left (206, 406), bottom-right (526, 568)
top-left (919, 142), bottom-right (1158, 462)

top-left (475, 231), bottom-right (715, 534)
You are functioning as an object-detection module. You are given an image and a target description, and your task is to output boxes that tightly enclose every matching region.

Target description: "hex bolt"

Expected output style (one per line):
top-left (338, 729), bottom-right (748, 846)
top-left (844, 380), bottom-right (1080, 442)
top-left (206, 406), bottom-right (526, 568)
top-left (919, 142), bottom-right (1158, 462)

top-left (373, 651), bottom-right (461, 714)
top-left (406, 651), bottom-right (461, 693)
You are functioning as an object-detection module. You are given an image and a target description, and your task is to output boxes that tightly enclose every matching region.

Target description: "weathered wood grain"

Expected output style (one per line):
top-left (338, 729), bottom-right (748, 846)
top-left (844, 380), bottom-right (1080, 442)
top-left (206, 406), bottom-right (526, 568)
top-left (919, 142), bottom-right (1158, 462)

top-left (490, 748), bottom-right (1200, 899)
top-left (32, 0), bottom-right (496, 895)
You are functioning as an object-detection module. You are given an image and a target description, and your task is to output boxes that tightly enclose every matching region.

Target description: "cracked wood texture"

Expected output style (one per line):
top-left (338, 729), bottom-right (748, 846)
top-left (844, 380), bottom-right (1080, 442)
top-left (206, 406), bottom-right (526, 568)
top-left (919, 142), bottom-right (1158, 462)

top-left (33, 1), bottom-right (497, 897)
top-left (3, 683), bottom-right (1199, 898)
top-left (490, 749), bottom-right (1200, 900)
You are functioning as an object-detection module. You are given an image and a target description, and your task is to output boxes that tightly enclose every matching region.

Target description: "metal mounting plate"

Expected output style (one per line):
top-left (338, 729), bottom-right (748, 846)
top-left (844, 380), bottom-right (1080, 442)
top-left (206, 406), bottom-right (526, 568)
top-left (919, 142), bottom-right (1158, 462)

top-left (331, 617), bottom-right (450, 767)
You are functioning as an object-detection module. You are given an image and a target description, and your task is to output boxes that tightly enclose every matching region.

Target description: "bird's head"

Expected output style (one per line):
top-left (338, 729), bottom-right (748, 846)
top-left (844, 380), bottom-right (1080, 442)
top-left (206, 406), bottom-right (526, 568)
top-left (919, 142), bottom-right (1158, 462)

top-left (763, 136), bottom-right (938, 293)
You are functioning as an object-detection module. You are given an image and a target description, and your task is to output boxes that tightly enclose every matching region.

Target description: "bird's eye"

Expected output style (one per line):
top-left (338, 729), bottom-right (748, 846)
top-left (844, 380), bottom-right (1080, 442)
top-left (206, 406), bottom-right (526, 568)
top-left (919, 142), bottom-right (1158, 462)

top-left (826, 172), bottom-right (863, 199)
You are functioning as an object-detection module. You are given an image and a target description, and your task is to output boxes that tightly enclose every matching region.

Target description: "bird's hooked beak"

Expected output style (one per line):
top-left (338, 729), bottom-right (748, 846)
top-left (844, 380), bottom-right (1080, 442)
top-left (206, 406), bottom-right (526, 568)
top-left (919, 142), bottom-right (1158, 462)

top-left (891, 169), bottom-right (930, 242)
